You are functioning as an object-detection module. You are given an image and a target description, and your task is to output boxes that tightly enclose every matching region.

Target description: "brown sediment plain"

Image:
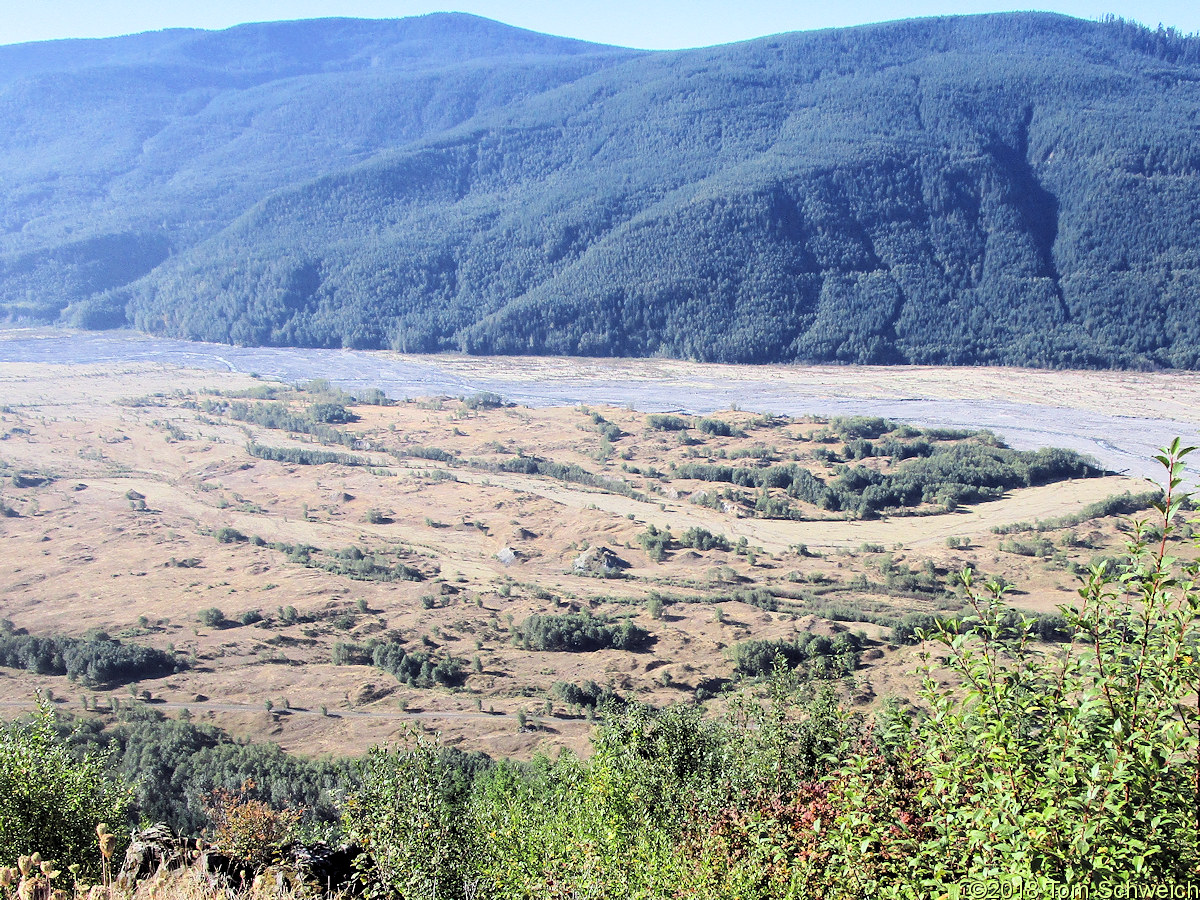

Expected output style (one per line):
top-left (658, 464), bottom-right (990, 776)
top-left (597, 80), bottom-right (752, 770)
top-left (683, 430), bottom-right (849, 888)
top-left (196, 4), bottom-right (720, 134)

top-left (0, 361), bottom-right (1185, 759)
top-left (423, 353), bottom-right (1200, 424)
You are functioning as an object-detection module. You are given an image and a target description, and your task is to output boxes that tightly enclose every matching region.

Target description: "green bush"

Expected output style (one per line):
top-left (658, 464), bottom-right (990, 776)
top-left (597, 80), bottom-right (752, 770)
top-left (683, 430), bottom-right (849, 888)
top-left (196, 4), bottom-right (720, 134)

top-left (729, 633), bottom-right (862, 678)
top-left (461, 391), bottom-right (505, 410)
top-left (341, 733), bottom-right (489, 900)
top-left (517, 613), bottom-right (651, 653)
top-left (246, 443), bottom-right (368, 466)
top-left (372, 642), bottom-right (466, 687)
top-left (637, 523), bottom-right (672, 561)
top-left (308, 402), bottom-right (357, 424)
top-left (552, 680), bottom-right (627, 711)
top-left (830, 415), bottom-right (895, 440)
top-left (890, 608), bottom-right (1072, 646)
top-left (493, 454), bottom-right (636, 495)
top-left (470, 717), bottom-right (690, 898)
top-left (333, 640), bottom-right (466, 688)
top-left (71, 706), bottom-right (355, 835)
top-left (677, 526), bottom-right (731, 551)
top-left (673, 438), bottom-right (1101, 518)
top-left (889, 611), bottom-right (949, 645)
top-left (0, 704), bottom-right (131, 877)
top-left (646, 414), bottom-right (689, 431)
top-left (262, 540), bottom-right (424, 582)
top-left (197, 607), bottom-right (225, 627)
top-left (773, 439), bottom-right (1200, 894)
top-left (697, 417), bottom-right (734, 437)
top-left (395, 445), bottom-right (455, 462)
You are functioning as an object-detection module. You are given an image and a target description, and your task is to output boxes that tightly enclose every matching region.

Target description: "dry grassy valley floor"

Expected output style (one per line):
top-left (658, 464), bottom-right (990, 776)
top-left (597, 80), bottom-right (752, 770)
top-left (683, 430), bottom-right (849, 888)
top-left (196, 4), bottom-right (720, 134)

top-left (0, 360), bottom-right (1185, 759)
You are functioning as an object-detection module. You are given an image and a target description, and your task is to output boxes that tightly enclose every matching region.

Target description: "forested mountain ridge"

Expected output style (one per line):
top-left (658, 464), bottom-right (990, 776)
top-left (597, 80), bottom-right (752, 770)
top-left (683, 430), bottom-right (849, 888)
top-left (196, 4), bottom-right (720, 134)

top-left (3, 13), bottom-right (1200, 367)
top-left (0, 14), bottom-right (640, 318)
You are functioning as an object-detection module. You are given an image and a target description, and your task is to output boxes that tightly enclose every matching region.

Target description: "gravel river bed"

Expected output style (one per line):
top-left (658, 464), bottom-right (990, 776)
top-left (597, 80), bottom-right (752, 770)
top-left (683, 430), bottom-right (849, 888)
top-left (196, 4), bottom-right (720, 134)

top-left (3, 328), bottom-right (1199, 480)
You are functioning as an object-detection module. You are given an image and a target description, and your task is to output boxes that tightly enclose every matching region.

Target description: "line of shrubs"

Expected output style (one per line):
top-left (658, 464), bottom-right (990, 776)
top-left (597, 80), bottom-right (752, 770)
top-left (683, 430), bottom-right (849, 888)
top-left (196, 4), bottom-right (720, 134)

top-left (890, 608), bottom-right (1073, 645)
top-left (516, 613), bottom-right (652, 652)
top-left (246, 443), bottom-right (371, 467)
top-left (0, 621), bottom-right (182, 686)
top-left (671, 440), bottom-right (1102, 518)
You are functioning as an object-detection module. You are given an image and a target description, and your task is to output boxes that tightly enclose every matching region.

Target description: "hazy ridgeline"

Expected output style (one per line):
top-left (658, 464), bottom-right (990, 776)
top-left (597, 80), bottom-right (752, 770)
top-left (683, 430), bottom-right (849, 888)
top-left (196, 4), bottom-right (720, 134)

top-left (1, 13), bottom-right (1198, 368)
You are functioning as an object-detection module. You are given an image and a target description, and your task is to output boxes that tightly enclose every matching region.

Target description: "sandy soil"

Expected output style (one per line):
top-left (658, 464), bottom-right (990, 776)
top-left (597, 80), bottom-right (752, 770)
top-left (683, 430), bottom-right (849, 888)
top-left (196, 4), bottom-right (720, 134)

top-left (0, 358), bottom-right (1182, 759)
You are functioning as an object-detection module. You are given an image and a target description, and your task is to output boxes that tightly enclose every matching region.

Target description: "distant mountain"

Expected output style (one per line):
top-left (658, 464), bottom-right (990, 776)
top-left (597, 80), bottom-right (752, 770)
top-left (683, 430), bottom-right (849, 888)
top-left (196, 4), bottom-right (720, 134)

top-left (2, 13), bottom-right (1199, 368)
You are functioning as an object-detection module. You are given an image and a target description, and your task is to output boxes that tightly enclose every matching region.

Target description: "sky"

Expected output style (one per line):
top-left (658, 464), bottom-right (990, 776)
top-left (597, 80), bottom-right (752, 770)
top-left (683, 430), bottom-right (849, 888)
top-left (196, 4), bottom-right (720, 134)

top-left (0, 0), bottom-right (1196, 49)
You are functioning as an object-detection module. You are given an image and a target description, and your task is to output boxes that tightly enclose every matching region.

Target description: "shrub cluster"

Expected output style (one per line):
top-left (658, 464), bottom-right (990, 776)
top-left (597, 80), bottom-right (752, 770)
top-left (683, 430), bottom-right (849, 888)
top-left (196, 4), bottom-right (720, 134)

top-left (729, 633), bottom-right (862, 678)
top-left (65, 706), bottom-right (356, 835)
top-left (991, 488), bottom-right (1163, 534)
top-left (332, 640), bottom-right (465, 688)
top-left (394, 445), bottom-right (455, 462)
top-left (697, 417), bottom-right (735, 436)
top-left (246, 443), bottom-right (370, 467)
top-left (673, 438), bottom-right (1101, 518)
top-left (890, 608), bottom-right (1073, 645)
top-left (0, 705), bottom-right (131, 879)
top-left (637, 523), bottom-right (672, 561)
top-left (461, 392), bottom-right (505, 410)
top-left (677, 526), bottom-right (732, 551)
top-left (0, 623), bottom-right (181, 686)
top-left (493, 454), bottom-right (636, 495)
top-left (646, 414), bottom-right (689, 431)
top-left (254, 539), bottom-right (424, 582)
top-left (516, 613), bottom-right (651, 652)
top-left (551, 680), bottom-right (627, 711)
top-left (201, 398), bottom-right (359, 447)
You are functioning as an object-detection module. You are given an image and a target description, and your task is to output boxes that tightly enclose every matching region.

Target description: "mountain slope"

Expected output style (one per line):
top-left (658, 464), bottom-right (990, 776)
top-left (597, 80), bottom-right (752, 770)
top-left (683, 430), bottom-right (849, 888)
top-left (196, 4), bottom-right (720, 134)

top-left (3, 13), bottom-right (1200, 367)
top-left (0, 14), bottom-right (638, 320)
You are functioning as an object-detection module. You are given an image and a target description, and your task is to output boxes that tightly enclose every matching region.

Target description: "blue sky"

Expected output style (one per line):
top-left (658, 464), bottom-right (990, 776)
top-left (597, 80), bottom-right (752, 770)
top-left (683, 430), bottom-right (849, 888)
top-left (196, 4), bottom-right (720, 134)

top-left (1, 0), bottom-right (1196, 48)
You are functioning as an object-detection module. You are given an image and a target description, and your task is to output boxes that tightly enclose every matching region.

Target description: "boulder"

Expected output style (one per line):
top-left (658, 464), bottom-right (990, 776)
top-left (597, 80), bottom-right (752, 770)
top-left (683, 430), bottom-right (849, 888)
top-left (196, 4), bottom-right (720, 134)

top-left (117, 824), bottom-right (192, 885)
top-left (573, 546), bottom-right (629, 578)
top-left (290, 842), bottom-right (364, 896)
